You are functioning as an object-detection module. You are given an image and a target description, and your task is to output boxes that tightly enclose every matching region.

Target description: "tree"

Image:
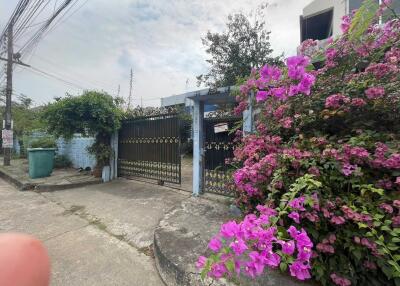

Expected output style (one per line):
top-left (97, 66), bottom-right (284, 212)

top-left (197, 10), bottom-right (282, 88)
top-left (41, 91), bottom-right (122, 167)
top-left (0, 94), bottom-right (44, 137)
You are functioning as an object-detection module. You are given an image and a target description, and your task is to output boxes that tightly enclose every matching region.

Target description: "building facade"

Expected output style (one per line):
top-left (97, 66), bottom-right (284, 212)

top-left (300, 0), bottom-right (400, 43)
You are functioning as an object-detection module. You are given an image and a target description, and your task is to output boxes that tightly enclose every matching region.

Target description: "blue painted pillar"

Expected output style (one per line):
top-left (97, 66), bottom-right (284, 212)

top-left (243, 91), bottom-right (255, 135)
top-left (110, 131), bottom-right (119, 180)
top-left (192, 99), bottom-right (204, 196)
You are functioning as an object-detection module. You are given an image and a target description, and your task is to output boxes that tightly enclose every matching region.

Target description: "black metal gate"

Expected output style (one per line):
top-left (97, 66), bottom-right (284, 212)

top-left (118, 114), bottom-right (181, 184)
top-left (203, 117), bottom-right (241, 196)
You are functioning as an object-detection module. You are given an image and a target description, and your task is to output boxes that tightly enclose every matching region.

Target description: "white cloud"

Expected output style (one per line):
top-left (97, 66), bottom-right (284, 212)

top-left (0, 0), bottom-right (312, 106)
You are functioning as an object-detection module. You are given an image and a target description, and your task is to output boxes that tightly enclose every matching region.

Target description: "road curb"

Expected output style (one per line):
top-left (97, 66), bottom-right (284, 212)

top-left (153, 197), bottom-right (314, 286)
top-left (0, 168), bottom-right (102, 192)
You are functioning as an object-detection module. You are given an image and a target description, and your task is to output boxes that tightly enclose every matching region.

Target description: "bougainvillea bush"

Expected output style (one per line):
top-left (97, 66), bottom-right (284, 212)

top-left (197, 1), bottom-right (400, 286)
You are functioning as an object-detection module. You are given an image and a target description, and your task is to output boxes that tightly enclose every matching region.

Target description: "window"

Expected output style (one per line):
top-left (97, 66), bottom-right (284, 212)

top-left (300, 9), bottom-right (334, 42)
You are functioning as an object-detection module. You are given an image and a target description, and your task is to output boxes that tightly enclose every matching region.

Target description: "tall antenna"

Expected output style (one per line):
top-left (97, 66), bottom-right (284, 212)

top-left (127, 68), bottom-right (133, 109)
top-left (117, 84), bottom-right (120, 97)
top-left (185, 78), bottom-right (189, 91)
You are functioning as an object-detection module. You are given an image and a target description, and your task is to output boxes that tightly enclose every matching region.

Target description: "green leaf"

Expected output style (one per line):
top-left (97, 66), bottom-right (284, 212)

top-left (225, 260), bottom-right (235, 273)
top-left (279, 262), bottom-right (288, 272)
top-left (349, 0), bottom-right (379, 42)
top-left (352, 249), bottom-right (362, 261)
top-left (358, 223), bottom-right (368, 229)
top-left (381, 225), bottom-right (392, 232)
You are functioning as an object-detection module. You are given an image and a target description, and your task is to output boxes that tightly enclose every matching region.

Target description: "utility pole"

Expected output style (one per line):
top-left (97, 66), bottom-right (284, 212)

top-left (127, 68), bottom-right (133, 110)
top-left (3, 23), bottom-right (13, 166)
top-left (117, 84), bottom-right (120, 97)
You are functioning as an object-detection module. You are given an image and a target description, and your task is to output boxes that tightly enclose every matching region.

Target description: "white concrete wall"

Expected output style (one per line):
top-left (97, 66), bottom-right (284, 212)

top-left (161, 93), bottom-right (187, 107)
top-left (303, 0), bottom-right (348, 37)
top-left (57, 135), bottom-right (96, 169)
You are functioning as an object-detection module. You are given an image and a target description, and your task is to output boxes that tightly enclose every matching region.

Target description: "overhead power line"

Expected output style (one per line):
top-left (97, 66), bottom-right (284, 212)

top-left (23, 65), bottom-right (87, 90)
top-left (0, 0), bottom-right (79, 165)
top-left (18, 0), bottom-right (75, 56)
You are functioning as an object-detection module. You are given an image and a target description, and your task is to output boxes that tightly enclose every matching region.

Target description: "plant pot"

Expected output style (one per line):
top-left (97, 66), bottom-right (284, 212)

top-left (92, 165), bottom-right (103, 178)
top-left (27, 148), bottom-right (56, 179)
top-left (102, 165), bottom-right (111, 182)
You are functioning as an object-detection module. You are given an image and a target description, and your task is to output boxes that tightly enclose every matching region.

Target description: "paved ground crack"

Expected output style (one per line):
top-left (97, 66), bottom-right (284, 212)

top-left (39, 193), bottom-right (154, 257)
top-left (42, 223), bottom-right (89, 242)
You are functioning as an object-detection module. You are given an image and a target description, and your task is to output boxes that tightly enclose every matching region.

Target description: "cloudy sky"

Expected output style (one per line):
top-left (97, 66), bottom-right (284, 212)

top-left (0, 0), bottom-right (312, 107)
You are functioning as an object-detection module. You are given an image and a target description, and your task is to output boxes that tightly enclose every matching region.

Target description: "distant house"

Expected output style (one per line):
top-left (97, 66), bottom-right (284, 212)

top-left (161, 88), bottom-right (231, 115)
top-left (300, 0), bottom-right (400, 44)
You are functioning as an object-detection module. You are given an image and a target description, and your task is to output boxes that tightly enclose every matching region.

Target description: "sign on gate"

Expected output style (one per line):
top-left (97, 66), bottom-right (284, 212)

top-left (2, 129), bottom-right (13, 148)
top-left (214, 123), bottom-right (229, 133)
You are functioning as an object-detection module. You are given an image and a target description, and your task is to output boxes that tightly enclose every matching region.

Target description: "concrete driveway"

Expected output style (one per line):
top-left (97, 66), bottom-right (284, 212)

top-left (0, 178), bottom-right (189, 286)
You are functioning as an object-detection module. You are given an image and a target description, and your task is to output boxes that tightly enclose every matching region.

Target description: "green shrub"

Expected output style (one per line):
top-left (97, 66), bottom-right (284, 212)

top-left (30, 137), bottom-right (57, 148)
top-left (199, 2), bottom-right (400, 286)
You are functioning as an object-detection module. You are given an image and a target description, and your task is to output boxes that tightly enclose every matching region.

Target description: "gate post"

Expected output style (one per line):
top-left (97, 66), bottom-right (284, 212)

top-left (192, 99), bottom-right (204, 196)
top-left (243, 91), bottom-right (255, 135)
top-left (110, 131), bottom-right (118, 180)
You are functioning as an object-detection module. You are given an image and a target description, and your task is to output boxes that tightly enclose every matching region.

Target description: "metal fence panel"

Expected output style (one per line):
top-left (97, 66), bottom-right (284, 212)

top-left (118, 114), bottom-right (181, 184)
top-left (203, 117), bottom-right (240, 196)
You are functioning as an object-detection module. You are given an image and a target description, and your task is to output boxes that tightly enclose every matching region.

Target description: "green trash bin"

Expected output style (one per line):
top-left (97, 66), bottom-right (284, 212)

top-left (27, 148), bottom-right (56, 179)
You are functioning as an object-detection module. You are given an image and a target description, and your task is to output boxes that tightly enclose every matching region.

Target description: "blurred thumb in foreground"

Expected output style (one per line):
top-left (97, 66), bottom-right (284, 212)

top-left (0, 233), bottom-right (50, 286)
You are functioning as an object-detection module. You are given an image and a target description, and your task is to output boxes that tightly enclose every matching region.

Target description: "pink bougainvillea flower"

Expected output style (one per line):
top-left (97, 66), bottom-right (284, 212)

top-left (365, 87), bottom-right (385, 99)
top-left (209, 263), bottom-right (227, 278)
top-left (331, 216), bottom-right (346, 225)
top-left (297, 73), bottom-right (316, 95)
top-left (260, 64), bottom-right (282, 81)
top-left (341, 163), bottom-right (357, 176)
top-left (341, 15), bottom-right (351, 33)
top-left (248, 251), bottom-right (266, 275)
top-left (330, 273), bottom-right (352, 286)
top-left (317, 243), bottom-right (335, 254)
top-left (288, 85), bottom-right (299, 96)
top-left (287, 225), bottom-right (300, 239)
top-left (351, 98), bottom-right (367, 107)
top-left (244, 261), bottom-right (257, 278)
top-left (288, 211), bottom-right (301, 224)
top-left (289, 260), bottom-right (311, 280)
top-left (196, 256), bottom-right (207, 269)
top-left (256, 90), bottom-right (269, 102)
top-left (325, 94), bottom-right (350, 109)
top-left (365, 63), bottom-right (396, 79)
top-left (288, 196), bottom-right (306, 211)
top-left (256, 205), bottom-right (278, 217)
top-left (208, 237), bottom-right (222, 252)
top-left (392, 216), bottom-right (400, 227)
top-left (220, 221), bottom-right (239, 239)
top-left (379, 203), bottom-right (394, 214)
top-left (308, 166), bottom-right (320, 177)
top-left (385, 153), bottom-right (400, 169)
top-left (229, 239), bottom-right (248, 256)
top-left (278, 240), bottom-right (295, 255)
top-left (270, 87), bottom-right (287, 100)
top-left (279, 117), bottom-right (293, 129)
top-left (264, 250), bottom-right (281, 267)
